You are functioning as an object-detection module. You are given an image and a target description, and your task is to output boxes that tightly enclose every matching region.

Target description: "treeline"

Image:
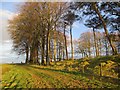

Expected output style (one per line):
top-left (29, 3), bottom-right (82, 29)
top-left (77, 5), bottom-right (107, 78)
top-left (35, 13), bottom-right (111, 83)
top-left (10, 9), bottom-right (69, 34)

top-left (76, 31), bottom-right (119, 58)
top-left (8, 2), bottom-right (120, 65)
top-left (75, 2), bottom-right (119, 58)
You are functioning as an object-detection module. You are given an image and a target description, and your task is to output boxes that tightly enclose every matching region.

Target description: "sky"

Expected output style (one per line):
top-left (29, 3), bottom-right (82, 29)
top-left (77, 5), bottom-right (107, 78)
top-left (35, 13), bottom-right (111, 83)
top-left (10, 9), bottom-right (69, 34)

top-left (0, 1), bottom-right (89, 63)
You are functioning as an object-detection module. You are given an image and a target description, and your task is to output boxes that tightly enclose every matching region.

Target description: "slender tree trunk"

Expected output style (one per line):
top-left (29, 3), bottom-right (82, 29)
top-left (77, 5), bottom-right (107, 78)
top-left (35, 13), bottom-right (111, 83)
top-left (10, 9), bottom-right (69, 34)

top-left (41, 37), bottom-right (45, 65)
top-left (84, 51), bottom-right (88, 57)
top-left (106, 45), bottom-right (109, 56)
top-left (54, 34), bottom-right (57, 64)
top-left (99, 39), bottom-right (102, 56)
top-left (25, 45), bottom-right (29, 64)
top-left (58, 42), bottom-right (61, 61)
top-left (70, 24), bottom-right (74, 60)
top-left (54, 22), bottom-right (57, 64)
top-left (93, 28), bottom-right (99, 56)
top-left (49, 36), bottom-right (51, 62)
top-left (62, 44), bottom-right (65, 60)
top-left (88, 48), bottom-right (91, 57)
top-left (81, 51), bottom-right (83, 58)
top-left (33, 47), bottom-right (36, 64)
top-left (41, 26), bottom-right (45, 65)
top-left (29, 46), bottom-right (33, 64)
top-left (99, 63), bottom-right (102, 77)
top-left (93, 3), bottom-right (118, 55)
top-left (56, 42), bottom-right (59, 61)
top-left (96, 39), bottom-right (100, 56)
top-left (46, 24), bottom-right (50, 65)
top-left (64, 23), bottom-right (68, 60)
top-left (36, 43), bottom-right (40, 65)
top-left (88, 41), bottom-right (91, 57)
top-left (105, 38), bottom-right (109, 56)
top-left (37, 49), bottom-right (39, 64)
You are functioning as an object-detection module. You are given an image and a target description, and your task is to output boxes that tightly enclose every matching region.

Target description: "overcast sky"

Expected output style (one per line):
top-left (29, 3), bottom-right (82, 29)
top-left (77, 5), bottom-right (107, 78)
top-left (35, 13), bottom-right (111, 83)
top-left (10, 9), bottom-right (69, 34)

top-left (0, 1), bottom-right (89, 63)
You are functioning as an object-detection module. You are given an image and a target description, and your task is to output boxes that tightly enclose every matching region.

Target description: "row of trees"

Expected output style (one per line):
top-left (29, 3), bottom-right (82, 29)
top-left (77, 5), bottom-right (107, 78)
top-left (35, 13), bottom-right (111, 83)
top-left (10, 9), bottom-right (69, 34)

top-left (8, 2), bottom-right (119, 65)
top-left (9, 2), bottom-right (67, 65)
top-left (76, 31), bottom-right (118, 58)
top-left (72, 2), bottom-right (119, 56)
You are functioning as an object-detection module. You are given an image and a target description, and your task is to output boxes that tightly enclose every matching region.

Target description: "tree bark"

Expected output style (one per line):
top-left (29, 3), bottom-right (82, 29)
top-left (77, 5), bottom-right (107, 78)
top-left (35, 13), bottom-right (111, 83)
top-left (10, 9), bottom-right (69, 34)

top-left (99, 63), bottom-right (102, 77)
top-left (35, 43), bottom-right (39, 65)
top-left (64, 23), bottom-right (68, 60)
top-left (54, 34), bottom-right (57, 64)
top-left (25, 45), bottom-right (29, 64)
top-left (58, 42), bottom-right (61, 61)
top-left (41, 36), bottom-right (45, 65)
top-left (70, 24), bottom-right (74, 60)
top-left (99, 39), bottom-right (102, 56)
top-left (93, 28), bottom-right (99, 56)
top-left (88, 41), bottom-right (91, 57)
top-left (53, 22), bottom-right (57, 64)
top-left (29, 46), bottom-right (33, 64)
top-left (104, 38), bottom-right (109, 56)
top-left (46, 24), bottom-right (50, 65)
top-left (62, 43), bottom-right (65, 60)
top-left (93, 3), bottom-right (118, 55)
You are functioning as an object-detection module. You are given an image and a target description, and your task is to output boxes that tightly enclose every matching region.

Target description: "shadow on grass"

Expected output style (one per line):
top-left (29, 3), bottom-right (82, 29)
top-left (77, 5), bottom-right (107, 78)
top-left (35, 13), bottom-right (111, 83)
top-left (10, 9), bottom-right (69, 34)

top-left (89, 55), bottom-right (120, 68)
top-left (28, 65), bottom-right (119, 85)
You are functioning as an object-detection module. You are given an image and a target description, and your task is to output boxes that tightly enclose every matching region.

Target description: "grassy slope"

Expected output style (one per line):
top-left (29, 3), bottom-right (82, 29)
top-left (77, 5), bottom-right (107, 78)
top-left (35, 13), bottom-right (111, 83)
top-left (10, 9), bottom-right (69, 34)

top-left (1, 55), bottom-right (120, 89)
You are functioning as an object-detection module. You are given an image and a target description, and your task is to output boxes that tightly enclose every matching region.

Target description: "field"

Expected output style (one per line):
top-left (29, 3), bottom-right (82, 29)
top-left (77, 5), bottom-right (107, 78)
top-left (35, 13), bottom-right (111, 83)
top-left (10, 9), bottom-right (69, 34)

top-left (1, 55), bottom-right (120, 89)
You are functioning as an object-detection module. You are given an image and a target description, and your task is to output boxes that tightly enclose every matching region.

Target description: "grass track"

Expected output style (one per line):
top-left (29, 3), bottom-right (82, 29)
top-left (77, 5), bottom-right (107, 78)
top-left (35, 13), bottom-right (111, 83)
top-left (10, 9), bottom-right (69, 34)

top-left (1, 64), bottom-right (119, 89)
top-left (1, 55), bottom-right (120, 89)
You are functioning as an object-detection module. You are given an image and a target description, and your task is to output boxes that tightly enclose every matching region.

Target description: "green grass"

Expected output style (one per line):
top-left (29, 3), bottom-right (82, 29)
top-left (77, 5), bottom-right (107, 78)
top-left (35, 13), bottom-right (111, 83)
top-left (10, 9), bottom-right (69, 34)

top-left (1, 55), bottom-right (120, 88)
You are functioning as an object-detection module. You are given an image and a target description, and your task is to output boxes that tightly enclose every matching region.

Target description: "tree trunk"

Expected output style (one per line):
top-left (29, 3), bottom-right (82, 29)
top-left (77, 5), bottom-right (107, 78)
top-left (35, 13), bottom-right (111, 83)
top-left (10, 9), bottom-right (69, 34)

top-left (88, 48), bottom-right (91, 57)
top-left (82, 66), bottom-right (85, 73)
top-left (58, 42), bottom-right (61, 61)
top-left (93, 28), bottom-right (99, 56)
top-left (93, 3), bottom-right (118, 55)
top-left (54, 34), bottom-right (57, 65)
top-left (54, 22), bottom-right (57, 64)
top-left (25, 45), bottom-right (29, 64)
top-left (35, 43), bottom-right (39, 65)
top-left (62, 44), bottom-right (65, 60)
top-left (104, 38), bottom-right (109, 56)
top-left (41, 37), bottom-right (45, 65)
top-left (46, 24), bottom-right (50, 65)
top-left (88, 41), bottom-right (91, 57)
top-left (99, 63), bottom-right (102, 77)
top-left (99, 39), bottom-right (102, 56)
top-left (41, 26), bottom-right (45, 65)
top-left (84, 51), bottom-right (88, 57)
top-left (29, 46), bottom-right (33, 64)
top-left (64, 23), bottom-right (68, 60)
top-left (70, 24), bottom-right (74, 60)
top-left (30, 41), bottom-right (39, 65)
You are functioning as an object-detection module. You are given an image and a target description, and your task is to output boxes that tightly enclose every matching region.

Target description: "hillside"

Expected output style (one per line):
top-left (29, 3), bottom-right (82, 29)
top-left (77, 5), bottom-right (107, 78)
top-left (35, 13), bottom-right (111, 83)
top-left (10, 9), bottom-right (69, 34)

top-left (1, 55), bottom-right (120, 89)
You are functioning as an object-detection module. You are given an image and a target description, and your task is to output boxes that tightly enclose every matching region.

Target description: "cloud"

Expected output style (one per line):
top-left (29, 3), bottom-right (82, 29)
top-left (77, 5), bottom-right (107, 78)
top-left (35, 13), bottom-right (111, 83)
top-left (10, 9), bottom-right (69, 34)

top-left (0, 9), bottom-right (17, 42)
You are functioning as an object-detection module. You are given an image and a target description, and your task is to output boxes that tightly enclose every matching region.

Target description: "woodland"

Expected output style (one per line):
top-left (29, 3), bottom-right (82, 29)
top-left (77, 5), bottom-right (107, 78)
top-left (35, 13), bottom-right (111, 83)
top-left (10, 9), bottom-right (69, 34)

top-left (1, 2), bottom-right (120, 89)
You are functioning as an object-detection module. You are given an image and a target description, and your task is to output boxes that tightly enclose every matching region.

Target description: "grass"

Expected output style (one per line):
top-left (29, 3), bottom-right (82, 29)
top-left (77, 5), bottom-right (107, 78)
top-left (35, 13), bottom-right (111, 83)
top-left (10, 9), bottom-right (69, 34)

top-left (1, 55), bottom-right (120, 89)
